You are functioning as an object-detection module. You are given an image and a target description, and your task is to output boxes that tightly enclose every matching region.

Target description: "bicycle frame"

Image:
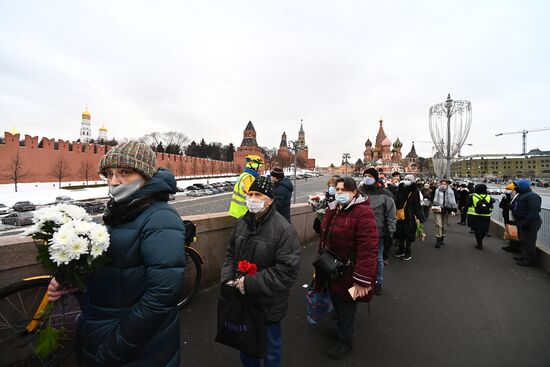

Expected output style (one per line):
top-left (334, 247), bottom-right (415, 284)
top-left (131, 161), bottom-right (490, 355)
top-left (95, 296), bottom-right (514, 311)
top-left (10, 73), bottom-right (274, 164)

top-left (185, 245), bottom-right (204, 264)
top-left (22, 275), bottom-right (53, 333)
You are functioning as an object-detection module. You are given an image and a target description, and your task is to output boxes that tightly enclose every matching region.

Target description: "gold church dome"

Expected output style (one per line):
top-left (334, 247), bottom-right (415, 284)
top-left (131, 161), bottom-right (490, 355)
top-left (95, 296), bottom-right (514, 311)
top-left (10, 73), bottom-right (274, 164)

top-left (8, 126), bottom-right (19, 135)
top-left (99, 126), bottom-right (107, 132)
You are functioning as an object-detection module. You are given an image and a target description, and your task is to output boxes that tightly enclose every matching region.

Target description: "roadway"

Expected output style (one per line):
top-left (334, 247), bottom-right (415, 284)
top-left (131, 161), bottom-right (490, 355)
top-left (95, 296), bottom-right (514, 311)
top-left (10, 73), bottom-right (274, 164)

top-left (172, 176), bottom-right (328, 216)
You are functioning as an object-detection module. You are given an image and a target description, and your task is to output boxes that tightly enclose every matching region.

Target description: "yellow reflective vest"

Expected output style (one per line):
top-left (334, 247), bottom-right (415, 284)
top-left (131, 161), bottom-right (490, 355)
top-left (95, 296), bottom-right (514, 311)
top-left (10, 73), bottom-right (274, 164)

top-left (228, 172), bottom-right (256, 218)
top-left (467, 193), bottom-right (492, 217)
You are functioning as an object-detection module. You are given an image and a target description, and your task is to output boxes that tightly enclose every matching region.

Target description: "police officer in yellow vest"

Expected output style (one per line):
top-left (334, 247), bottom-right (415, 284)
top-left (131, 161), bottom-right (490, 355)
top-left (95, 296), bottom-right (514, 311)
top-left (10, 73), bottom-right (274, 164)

top-left (229, 155), bottom-right (264, 218)
top-left (466, 183), bottom-right (495, 250)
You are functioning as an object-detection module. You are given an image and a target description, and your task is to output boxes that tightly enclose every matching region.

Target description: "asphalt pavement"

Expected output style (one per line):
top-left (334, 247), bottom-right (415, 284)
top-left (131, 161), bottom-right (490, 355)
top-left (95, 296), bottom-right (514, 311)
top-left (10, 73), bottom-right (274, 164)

top-left (179, 215), bottom-right (550, 367)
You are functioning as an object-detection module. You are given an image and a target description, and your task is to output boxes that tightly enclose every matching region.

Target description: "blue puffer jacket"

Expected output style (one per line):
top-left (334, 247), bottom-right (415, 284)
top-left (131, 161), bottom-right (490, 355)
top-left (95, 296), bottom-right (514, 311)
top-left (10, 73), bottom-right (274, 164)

top-left (77, 168), bottom-right (185, 366)
top-left (273, 177), bottom-right (293, 223)
top-left (511, 179), bottom-right (542, 225)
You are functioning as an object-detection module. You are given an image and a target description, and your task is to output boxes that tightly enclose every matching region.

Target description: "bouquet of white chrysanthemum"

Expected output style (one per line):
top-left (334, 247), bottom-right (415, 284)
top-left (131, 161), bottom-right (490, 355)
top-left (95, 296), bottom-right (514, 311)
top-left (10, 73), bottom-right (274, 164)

top-left (25, 203), bottom-right (110, 290)
top-left (24, 203), bottom-right (110, 359)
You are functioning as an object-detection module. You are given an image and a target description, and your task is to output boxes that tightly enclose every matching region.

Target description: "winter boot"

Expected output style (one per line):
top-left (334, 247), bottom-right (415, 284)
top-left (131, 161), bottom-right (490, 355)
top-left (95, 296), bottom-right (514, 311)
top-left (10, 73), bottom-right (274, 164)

top-left (440, 236), bottom-right (445, 246)
top-left (435, 237), bottom-right (441, 248)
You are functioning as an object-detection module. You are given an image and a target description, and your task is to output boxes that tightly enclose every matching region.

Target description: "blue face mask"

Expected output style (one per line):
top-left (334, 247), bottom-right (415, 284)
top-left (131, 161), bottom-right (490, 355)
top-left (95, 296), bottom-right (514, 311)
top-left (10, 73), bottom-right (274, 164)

top-left (363, 177), bottom-right (376, 186)
top-left (335, 192), bottom-right (351, 205)
top-left (328, 186), bottom-right (336, 196)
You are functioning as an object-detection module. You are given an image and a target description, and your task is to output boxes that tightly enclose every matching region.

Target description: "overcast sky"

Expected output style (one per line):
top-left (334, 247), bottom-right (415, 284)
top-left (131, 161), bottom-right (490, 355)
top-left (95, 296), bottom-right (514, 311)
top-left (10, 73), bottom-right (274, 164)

top-left (1, 0), bottom-right (549, 166)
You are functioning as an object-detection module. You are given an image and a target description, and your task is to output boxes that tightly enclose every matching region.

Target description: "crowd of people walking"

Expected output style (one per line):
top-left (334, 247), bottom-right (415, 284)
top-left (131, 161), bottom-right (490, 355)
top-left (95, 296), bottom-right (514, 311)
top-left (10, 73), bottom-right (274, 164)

top-left (44, 148), bottom-right (543, 366)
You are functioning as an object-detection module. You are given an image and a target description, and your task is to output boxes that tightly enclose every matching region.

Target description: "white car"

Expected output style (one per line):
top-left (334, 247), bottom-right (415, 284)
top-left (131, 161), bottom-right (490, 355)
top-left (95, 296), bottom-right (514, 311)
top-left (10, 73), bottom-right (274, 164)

top-left (0, 204), bottom-right (12, 215)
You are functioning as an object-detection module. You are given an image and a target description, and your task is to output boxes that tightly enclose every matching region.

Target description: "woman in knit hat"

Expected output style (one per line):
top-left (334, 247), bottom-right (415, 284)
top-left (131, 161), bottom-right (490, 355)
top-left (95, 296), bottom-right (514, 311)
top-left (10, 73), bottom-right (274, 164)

top-left (48, 141), bottom-right (186, 366)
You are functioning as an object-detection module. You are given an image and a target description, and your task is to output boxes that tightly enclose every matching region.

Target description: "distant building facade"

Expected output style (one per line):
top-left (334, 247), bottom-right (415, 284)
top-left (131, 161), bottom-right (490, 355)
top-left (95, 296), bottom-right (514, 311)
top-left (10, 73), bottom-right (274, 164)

top-left (452, 150), bottom-right (550, 178)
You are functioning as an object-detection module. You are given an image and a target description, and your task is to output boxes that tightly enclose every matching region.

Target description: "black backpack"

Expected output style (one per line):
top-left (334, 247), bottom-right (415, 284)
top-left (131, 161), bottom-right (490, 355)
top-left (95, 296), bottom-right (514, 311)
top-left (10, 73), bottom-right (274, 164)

top-left (183, 220), bottom-right (197, 245)
top-left (474, 194), bottom-right (493, 215)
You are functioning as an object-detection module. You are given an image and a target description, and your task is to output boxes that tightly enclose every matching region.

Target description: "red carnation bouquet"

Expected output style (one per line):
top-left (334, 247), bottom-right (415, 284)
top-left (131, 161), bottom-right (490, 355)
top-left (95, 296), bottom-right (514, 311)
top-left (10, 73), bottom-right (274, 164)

top-left (238, 260), bottom-right (258, 276)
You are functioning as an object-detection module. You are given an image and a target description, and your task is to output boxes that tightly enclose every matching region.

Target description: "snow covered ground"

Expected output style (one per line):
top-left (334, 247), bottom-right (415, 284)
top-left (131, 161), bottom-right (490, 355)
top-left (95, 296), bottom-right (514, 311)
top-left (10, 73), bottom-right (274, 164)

top-left (0, 175), bottom-right (239, 207)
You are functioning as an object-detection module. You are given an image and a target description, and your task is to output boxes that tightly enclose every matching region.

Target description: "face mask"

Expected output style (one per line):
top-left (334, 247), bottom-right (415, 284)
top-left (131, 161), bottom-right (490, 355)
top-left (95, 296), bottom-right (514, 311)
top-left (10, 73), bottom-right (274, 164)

top-left (335, 192), bottom-right (351, 205)
top-left (363, 177), bottom-right (376, 186)
top-left (246, 197), bottom-right (265, 214)
top-left (402, 180), bottom-right (412, 187)
top-left (439, 185), bottom-right (447, 191)
top-left (328, 186), bottom-right (336, 196)
top-left (505, 189), bottom-right (513, 195)
top-left (109, 178), bottom-right (144, 202)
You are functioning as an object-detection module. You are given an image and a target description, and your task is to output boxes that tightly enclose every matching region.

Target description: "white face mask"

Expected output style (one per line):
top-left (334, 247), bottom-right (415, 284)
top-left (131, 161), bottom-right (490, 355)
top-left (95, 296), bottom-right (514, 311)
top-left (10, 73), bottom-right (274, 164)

top-left (246, 197), bottom-right (265, 214)
top-left (108, 178), bottom-right (144, 202)
top-left (402, 180), bottom-right (412, 187)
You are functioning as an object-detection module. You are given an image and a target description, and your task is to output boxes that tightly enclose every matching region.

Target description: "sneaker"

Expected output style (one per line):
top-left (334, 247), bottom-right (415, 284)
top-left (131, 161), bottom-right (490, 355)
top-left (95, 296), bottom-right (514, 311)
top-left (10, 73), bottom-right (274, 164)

top-left (402, 255), bottom-right (412, 261)
top-left (394, 252), bottom-right (405, 258)
top-left (327, 341), bottom-right (353, 360)
top-left (374, 283), bottom-right (383, 295)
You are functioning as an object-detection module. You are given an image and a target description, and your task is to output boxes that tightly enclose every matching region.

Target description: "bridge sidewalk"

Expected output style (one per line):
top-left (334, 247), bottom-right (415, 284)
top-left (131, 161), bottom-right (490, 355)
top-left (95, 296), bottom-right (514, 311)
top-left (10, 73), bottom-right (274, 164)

top-left (179, 216), bottom-right (550, 367)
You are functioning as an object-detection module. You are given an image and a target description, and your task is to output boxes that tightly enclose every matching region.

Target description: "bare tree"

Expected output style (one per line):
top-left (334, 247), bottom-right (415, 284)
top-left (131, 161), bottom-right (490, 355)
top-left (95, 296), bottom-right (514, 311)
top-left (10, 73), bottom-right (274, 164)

top-left (296, 154), bottom-right (308, 169)
top-left (139, 131), bottom-right (189, 155)
top-left (79, 159), bottom-right (94, 186)
top-left (1, 153), bottom-right (31, 192)
top-left (50, 157), bottom-right (71, 188)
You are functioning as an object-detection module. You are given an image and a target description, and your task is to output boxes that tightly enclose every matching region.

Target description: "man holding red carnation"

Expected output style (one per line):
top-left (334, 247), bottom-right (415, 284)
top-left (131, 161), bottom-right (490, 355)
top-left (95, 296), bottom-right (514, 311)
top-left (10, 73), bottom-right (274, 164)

top-left (221, 176), bottom-right (300, 367)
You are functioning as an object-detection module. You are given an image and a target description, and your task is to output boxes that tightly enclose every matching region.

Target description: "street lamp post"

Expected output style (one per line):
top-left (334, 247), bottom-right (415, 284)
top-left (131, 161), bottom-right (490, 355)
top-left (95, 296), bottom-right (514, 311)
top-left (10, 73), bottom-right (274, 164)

top-left (429, 94), bottom-right (472, 179)
top-left (342, 153), bottom-right (350, 176)
top-left (288, 140), bottom-right (302, 204)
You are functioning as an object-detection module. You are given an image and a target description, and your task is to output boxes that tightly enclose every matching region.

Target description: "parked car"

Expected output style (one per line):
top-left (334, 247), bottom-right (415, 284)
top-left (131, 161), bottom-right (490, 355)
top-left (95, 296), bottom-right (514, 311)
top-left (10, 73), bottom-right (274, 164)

top-left (12, 201), bottom-right (36, 212)
top-left (78, 201), bottom-right (106, 215)
top-left (0, 204), bottom-right (11, 215)
top-left (55, 196), bottom-right (75, 204)
top-left (1, 212), bottom-right (34, 226)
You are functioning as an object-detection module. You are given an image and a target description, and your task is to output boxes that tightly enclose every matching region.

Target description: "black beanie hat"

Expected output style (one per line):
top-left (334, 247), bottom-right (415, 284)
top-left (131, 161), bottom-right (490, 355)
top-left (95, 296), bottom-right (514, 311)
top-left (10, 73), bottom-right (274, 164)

top-left (363, 168), bottom-right (379, 181)
top-left (248, 176), bottom-right (274, 198)
top-left (271, 167), bottom-right (284, 179)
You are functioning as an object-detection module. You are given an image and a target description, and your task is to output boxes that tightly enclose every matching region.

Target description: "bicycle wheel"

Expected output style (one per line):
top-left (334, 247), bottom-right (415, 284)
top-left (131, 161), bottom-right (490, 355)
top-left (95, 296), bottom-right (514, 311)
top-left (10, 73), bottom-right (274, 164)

top-left (178, 249), bottom-right (202, 308)
top-left (0, 278), bottom-right (81, 367)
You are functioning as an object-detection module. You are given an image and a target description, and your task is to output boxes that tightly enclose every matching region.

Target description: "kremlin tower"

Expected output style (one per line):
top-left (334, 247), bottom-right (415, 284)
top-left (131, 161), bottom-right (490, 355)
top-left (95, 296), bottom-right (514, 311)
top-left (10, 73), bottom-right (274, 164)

top-left (79, 107), bottom-right (92, 142)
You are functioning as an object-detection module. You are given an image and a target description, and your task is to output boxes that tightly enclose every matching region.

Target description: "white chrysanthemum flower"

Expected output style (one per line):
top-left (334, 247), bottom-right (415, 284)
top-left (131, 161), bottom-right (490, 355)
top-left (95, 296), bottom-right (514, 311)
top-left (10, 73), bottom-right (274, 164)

top-left (50, 229), bottom-right (76, 250)
top-left (72, 220), bottom-right (92, 234)
top-left (49, 248), bottom-right (71, 265)
top-left (66, 235), bottom-right (89, 259)
top-left (89, 224), bottom-right (110, 248)
top-left (90, 244), bottom-right (105, 258)
top-left (61, 204), bottom-right (90, 221)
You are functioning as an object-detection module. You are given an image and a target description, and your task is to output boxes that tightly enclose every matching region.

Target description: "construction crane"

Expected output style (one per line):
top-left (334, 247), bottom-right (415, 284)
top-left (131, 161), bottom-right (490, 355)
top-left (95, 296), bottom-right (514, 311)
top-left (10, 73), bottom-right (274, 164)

top-left (495, 127), bottom-right (550, 155)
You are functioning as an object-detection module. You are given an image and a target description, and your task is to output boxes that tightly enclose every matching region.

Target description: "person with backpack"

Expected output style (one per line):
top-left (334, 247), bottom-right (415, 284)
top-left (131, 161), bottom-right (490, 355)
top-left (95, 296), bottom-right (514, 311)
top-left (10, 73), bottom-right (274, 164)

top-left (466, 183), bottom-right (495, 250)
top-left (431, 179), bottom-right (458, 248)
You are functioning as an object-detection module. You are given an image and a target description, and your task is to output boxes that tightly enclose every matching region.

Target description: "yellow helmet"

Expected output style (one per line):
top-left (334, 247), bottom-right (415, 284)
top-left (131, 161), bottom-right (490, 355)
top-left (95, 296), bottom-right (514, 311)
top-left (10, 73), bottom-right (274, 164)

top-left (245, 155), bottom-right (264, 165)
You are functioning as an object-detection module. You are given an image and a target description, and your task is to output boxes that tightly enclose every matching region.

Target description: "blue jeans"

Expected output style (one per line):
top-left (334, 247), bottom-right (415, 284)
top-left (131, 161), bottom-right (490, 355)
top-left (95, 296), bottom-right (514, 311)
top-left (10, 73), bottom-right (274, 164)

top-left (376, 237), bottom-right (384, 284)
top-left (240, 322), bottom-right (282, 367)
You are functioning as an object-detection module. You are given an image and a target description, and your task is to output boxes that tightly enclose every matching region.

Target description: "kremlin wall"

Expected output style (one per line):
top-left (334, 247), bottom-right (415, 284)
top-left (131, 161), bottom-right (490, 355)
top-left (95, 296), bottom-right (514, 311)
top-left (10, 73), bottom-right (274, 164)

top-left (0, 131), bottom-right (239, 185)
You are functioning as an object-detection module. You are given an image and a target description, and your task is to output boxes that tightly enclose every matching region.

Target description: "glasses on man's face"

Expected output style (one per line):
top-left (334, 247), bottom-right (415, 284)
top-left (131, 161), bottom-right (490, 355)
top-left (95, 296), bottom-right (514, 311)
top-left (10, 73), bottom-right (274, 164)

top-left (98, 169), bottom-right (137, 181)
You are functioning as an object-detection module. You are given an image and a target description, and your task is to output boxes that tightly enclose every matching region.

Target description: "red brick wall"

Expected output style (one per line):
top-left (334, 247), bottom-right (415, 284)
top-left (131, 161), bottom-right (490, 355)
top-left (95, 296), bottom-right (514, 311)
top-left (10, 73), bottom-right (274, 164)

top-left (0, 132), bottom-right (239, 185)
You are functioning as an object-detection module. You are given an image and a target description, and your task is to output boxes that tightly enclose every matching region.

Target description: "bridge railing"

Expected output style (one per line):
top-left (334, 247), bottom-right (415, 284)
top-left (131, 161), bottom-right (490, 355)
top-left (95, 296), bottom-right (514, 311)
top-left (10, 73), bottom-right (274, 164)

top-left (491, 205), bottom-right (550, 251)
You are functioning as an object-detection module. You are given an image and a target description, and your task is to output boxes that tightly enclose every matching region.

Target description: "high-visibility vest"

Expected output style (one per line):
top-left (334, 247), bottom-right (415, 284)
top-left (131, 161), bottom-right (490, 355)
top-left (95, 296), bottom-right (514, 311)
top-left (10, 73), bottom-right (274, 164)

top-left (467, 193), bottom-right (492, 217)
top-left (228, 172), bottom-right (255, 218)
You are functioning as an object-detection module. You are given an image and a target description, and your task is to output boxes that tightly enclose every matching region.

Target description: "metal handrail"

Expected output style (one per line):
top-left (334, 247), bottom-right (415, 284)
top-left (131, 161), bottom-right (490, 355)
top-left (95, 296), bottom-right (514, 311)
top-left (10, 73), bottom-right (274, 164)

top-left (491, 200), bottom-right (549, 250)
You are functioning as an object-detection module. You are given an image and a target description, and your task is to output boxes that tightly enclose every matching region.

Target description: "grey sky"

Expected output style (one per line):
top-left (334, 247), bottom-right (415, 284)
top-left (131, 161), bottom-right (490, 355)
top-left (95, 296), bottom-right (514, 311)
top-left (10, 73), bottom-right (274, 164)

top-left (1, 0), bottom-right (549, 166)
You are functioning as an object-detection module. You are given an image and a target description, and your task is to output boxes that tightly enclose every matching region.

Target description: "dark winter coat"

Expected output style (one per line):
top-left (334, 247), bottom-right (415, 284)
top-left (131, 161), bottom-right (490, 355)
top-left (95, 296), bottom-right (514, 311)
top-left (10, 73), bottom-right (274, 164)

top-left (78, 168), bottom-right (185, 367)
top-left (358, 183), bottom-right (396, 237)
top-left (319, 196), bottom-right (378, 302)
top-left (273, 176), bottom-right (294, 223)
top-left (394, 183), bottom-right (424, 241)
top-left (511, 180), bottom-right (542, 228)
top-left (220, 204), bottom-right (300, 322)
top-left (458, 188), bottom-right (470, 209)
